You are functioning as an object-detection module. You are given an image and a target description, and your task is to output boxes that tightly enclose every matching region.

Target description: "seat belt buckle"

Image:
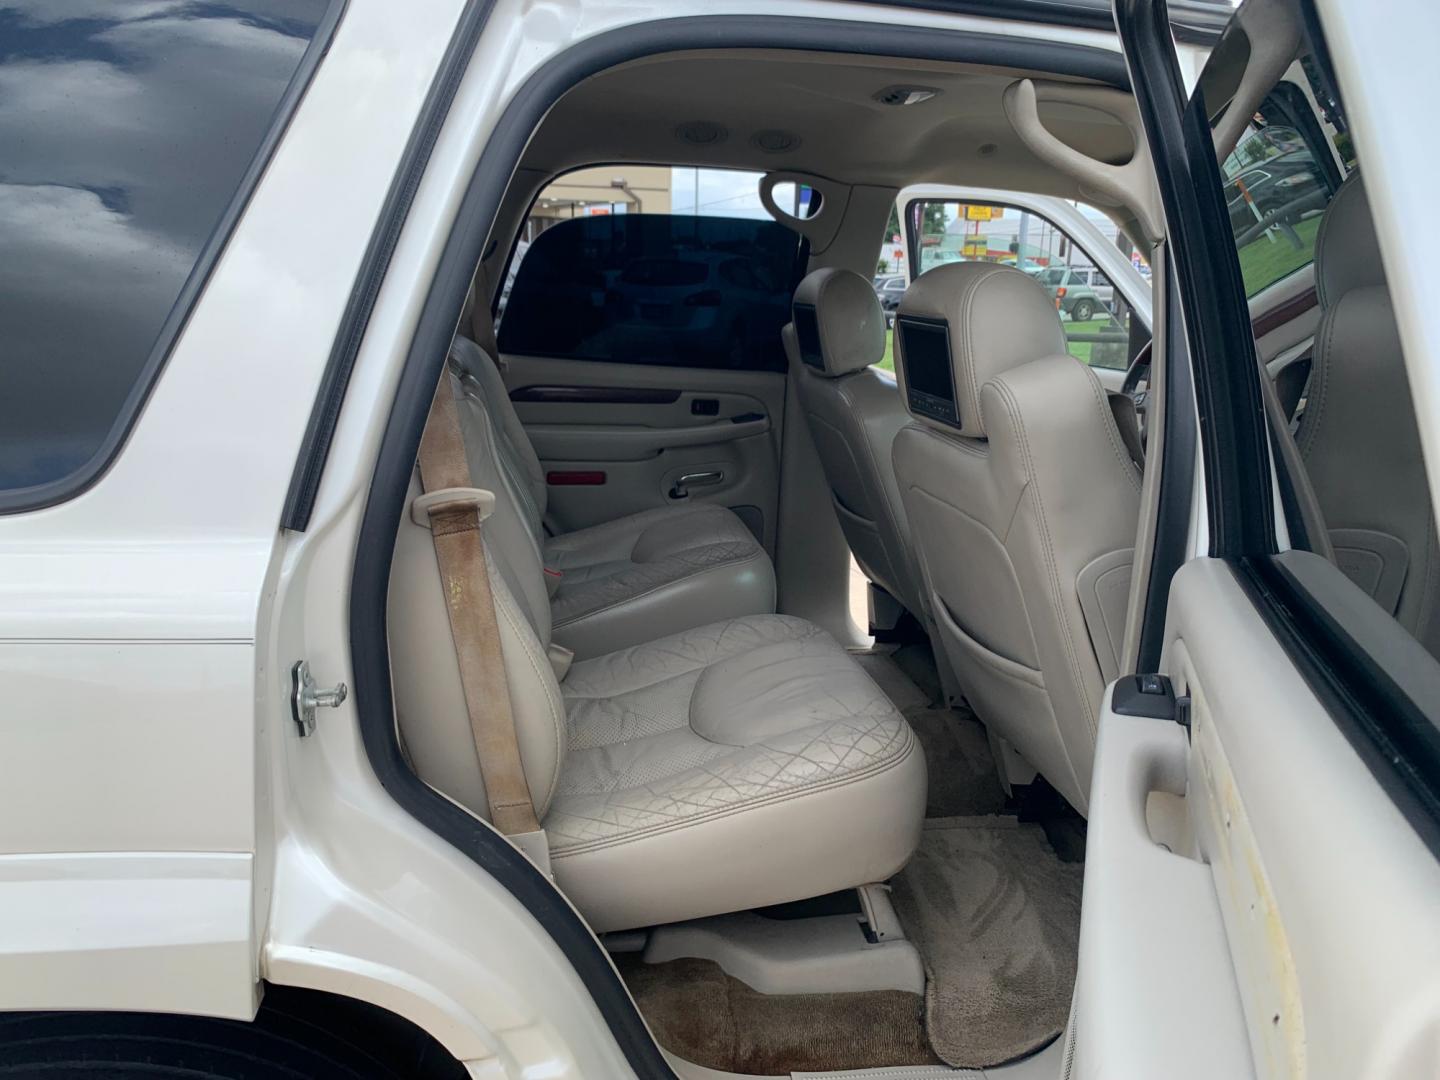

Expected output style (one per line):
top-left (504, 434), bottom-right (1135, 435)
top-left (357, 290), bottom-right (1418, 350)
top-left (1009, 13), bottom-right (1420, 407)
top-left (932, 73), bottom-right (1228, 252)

top-left (411, 487), bottom-right (495, 528)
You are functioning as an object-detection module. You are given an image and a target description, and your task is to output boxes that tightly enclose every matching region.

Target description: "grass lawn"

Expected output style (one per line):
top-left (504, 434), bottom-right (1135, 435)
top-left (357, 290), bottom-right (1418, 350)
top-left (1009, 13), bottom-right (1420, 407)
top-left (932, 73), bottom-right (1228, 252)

top-left (872, 218), bottom-right (1318, 375)
top-left (1236, 215), bottom-right (1321, 295)
top-left (1065, 318), bottom-right (1107, 365)
top-left (877, 316), bottom-right (1127, 373)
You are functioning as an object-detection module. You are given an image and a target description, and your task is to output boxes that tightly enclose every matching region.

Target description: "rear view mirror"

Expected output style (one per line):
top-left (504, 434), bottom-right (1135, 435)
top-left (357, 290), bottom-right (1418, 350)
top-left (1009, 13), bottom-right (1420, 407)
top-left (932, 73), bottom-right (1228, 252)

top-left (768, 181), bottom-right (823, 220)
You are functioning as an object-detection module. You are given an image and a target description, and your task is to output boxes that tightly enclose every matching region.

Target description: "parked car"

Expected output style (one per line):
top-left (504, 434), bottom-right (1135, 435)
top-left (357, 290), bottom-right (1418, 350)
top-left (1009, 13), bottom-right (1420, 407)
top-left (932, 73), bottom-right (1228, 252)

top-left (873, 273), bottom-right (906, 311)
top-left (1033, 265), bottom-right (1113, 321)
top-left (607, 250), bottom-right (789, 366)
top-left (873, 273), bottom-right (906, 324)
top-left (1223, 139), bottom-right (1328, 235)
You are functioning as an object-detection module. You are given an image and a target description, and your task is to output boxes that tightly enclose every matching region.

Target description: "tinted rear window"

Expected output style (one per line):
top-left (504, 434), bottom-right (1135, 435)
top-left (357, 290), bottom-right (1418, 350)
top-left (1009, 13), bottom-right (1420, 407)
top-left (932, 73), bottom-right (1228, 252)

top-left (620, 259), bottom-right (710, 287)
top-left (0, 0), bottom-right (333, 503)
top-left (497, 214), bottom-right (799, 371)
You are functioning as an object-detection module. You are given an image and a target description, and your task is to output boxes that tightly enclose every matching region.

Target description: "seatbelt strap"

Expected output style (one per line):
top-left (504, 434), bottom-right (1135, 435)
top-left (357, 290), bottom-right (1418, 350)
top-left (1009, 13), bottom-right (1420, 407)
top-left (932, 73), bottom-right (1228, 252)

top-left (1107, 390), bottom-right (1146, 469)
top-left (417, 375), bottom-right (543, 842)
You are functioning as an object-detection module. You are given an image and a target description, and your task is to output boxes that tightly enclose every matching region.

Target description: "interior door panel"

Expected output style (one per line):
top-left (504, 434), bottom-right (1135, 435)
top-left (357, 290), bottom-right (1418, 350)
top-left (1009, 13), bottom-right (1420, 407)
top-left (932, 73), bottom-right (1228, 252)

top-left (1075, 557), bottom-right (1440, 1079)
top-left (499, 353), bottom-right (785, 552)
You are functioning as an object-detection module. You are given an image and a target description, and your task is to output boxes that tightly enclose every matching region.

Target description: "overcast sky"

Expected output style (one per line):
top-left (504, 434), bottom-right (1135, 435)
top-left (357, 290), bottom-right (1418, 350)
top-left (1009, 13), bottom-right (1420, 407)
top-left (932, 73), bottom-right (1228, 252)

top-left (670, 167), bottom-right (771, 218)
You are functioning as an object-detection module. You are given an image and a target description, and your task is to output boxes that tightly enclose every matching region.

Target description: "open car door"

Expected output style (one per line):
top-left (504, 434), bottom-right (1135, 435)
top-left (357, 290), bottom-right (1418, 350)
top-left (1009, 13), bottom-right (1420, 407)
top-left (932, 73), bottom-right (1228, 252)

top-left (1071, 1), bottom-right (1440, 1077)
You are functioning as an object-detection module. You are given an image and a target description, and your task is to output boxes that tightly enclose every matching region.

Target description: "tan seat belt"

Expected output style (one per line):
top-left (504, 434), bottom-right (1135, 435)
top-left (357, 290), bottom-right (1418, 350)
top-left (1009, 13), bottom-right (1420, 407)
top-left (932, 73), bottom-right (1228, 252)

top-left (416, 373), bottom-right (549, 871)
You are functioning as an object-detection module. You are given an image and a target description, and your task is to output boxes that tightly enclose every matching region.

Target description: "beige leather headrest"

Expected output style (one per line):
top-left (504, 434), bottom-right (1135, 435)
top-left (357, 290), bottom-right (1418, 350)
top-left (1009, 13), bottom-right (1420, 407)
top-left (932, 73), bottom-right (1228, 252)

top-left (1315, 174), bottom-right (1384, 307)
top-left (791, 267), bottom-right (886, 377)
top-left (896, 262), bottom-right (1067, 438)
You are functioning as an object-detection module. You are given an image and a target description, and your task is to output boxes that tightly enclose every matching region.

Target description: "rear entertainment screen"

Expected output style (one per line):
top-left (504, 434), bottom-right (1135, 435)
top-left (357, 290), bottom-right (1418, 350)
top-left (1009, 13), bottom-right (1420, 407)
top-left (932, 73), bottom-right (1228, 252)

top-left (791, 302), bottom-right (824, 369)
top-left (898, 316), bottom-right (960, 428)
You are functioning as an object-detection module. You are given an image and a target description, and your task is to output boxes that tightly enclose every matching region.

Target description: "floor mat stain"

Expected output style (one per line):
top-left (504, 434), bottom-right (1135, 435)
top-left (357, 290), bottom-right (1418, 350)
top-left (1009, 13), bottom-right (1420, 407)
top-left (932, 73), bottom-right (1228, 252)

top-left (890, 816), bottom-right (1082, 1068)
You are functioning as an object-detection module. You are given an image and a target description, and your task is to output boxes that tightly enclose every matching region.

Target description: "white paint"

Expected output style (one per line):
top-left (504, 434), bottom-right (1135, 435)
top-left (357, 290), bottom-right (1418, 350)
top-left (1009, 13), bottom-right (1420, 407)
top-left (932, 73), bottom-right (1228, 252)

top-left (0, 853), bottom-right (255, 1018)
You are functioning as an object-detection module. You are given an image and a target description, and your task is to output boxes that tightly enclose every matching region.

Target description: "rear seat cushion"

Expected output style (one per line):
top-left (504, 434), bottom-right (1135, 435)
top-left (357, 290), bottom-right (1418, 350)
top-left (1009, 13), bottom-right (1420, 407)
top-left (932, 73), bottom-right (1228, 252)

top-left (545, 504), bottom-right (776, 660)
top-left (546, 614), bottom-right (926, 932)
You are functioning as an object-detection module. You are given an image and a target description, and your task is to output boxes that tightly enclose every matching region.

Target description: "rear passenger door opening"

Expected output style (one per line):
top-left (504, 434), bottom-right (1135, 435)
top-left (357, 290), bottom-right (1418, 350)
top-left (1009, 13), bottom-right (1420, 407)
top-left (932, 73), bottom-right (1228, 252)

top-left (340, 13), bottom-right (1178, 1080)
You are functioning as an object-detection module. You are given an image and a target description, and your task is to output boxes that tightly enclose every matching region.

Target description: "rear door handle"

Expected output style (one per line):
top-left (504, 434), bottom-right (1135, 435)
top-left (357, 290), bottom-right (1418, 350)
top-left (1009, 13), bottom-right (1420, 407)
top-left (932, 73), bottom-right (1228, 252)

top-left (669, 471), bottom-right (723, 499)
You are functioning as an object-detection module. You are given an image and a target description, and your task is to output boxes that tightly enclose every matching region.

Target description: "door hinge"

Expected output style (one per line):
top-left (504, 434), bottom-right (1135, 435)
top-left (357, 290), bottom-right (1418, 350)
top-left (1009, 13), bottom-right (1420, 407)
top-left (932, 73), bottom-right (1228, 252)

top-left (291, 659), bottom-right (347, 737)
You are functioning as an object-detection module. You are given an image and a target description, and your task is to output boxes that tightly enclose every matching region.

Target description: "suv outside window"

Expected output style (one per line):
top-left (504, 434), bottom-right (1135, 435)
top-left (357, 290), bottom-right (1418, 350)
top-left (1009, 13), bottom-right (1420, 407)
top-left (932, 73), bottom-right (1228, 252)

top-left (1222, 95), bottom-right (1346, 296)
top-left (0, 1), bottom-right (333, 505)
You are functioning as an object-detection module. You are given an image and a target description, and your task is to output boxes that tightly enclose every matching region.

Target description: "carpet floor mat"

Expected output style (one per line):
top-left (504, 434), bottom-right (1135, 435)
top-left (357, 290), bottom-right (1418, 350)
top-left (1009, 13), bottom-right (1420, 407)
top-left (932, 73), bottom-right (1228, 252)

top-left (854, 650), bottom-right (1008, 818)
top-left (617, 954), bottom-right (940, 1075)
top-left (890, 816), bottom-right (1083, 1068)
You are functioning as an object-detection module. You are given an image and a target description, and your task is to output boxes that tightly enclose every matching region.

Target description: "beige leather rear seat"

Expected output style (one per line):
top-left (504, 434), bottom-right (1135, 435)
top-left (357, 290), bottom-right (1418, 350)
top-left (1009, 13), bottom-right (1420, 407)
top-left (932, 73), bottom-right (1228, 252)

top-left (389, 352), bottom-right (926, 933)
top-left (451, 337), bottom-right (775, 659)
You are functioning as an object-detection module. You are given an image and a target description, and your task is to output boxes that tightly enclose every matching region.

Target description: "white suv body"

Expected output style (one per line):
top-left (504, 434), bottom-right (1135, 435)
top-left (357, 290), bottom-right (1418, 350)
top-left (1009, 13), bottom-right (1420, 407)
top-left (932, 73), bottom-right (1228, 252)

top-left (3, 1), bottom-right (1440, 1078)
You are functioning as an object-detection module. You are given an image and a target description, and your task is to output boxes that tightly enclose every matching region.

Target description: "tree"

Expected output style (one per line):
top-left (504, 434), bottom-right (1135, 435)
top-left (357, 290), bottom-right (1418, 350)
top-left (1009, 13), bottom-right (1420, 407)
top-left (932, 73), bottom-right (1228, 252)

top-left (922, 201), bottom-right (947, 239)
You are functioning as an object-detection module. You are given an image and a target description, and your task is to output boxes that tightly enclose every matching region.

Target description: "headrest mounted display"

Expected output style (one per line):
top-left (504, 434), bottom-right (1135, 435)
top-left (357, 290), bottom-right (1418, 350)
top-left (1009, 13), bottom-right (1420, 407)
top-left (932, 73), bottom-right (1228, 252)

top-left (790, 267), bottom-right (886, 377)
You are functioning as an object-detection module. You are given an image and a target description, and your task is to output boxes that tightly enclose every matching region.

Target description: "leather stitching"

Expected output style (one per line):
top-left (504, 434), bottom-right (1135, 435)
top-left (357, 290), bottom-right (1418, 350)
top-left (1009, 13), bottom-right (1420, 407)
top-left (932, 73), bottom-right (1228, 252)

top-left (1299, 306), bottom-right (1339, 462)
top-left (1075, 363), bottom-right (1144, 493)
top-left (992, 378), bottom-right (1099, 740)
top-left (550, 732), bottom-right (917, 857)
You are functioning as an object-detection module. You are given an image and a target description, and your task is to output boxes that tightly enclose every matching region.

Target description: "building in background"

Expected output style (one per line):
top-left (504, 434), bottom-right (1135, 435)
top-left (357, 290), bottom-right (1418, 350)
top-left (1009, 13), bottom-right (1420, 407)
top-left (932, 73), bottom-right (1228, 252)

top-left (521, 165), bottom-right (673, 241)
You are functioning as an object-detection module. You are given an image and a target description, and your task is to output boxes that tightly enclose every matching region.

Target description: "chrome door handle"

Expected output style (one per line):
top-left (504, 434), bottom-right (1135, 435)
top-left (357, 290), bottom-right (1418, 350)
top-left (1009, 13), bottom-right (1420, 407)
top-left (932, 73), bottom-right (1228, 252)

top-left (669, 471), bottom-right (724, 499)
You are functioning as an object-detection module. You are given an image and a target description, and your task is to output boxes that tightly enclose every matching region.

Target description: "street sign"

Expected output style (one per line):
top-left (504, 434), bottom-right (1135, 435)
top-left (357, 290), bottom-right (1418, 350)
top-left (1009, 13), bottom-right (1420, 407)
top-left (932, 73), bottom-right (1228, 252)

top-left (964, 205), bottom-right (1002, 221)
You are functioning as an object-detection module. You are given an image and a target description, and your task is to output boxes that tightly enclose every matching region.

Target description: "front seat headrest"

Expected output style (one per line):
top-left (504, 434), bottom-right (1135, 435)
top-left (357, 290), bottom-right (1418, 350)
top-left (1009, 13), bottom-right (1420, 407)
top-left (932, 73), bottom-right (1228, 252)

top-left (896, 262), bottom-right (1067, 438)
top-left (791, 267), bottom-right (887, 377)
top-left (1315, 174), bottom-right (1384, 307)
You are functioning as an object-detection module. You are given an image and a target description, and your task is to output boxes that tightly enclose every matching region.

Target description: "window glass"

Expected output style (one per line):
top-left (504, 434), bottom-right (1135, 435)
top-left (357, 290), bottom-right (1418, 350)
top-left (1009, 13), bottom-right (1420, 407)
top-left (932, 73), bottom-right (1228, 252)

top-left (498, 168), bottom-right (800, 371)
top-left (905, 200), bottom-right (1144, 370)
top-left (0, 0), bottom-right (332, 498)
top-left (1200, 16), bottom-right (1438, 663)
top-left (1222, 119), bottom-right (1334, 296)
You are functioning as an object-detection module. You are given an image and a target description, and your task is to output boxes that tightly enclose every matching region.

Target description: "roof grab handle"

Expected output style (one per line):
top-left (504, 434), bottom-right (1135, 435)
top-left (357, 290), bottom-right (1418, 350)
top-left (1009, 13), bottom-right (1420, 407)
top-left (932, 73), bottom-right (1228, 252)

top-left (1002, 78), bottom-right (1164, 245)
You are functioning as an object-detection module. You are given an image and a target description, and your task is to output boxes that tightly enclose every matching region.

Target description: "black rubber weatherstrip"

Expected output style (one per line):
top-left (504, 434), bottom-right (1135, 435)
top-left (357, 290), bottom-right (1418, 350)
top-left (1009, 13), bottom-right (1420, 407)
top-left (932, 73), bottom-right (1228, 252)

top-left (1133, 251), bottom-right (1197, 673)
top-left (281, 0), bottom-right (499, 532)
top-left (1232, 555), bottom-right (1440, 860)
top-left (1113, 0), bottom-right (1199, 669)
top-left (0, 0), bottom-right (348, 517)
top-left (839, 0), bottom-right (1227, 44)
top-left (346, 15), bottom-right (1132, 1078)
top-left (836, 0), bottom-right (1116, 33)
top-left (1116, 0), bottom-right (1273, 558)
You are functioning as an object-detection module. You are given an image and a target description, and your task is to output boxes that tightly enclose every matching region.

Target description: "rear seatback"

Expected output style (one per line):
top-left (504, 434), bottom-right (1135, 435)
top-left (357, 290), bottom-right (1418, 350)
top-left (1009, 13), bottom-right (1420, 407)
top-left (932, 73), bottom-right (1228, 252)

top-left (390, 362), bottom-right (568, 819)
top-left (449, 336), bottom-right (550, 553)
top-left (449, 337), bottom-right (777, 659)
